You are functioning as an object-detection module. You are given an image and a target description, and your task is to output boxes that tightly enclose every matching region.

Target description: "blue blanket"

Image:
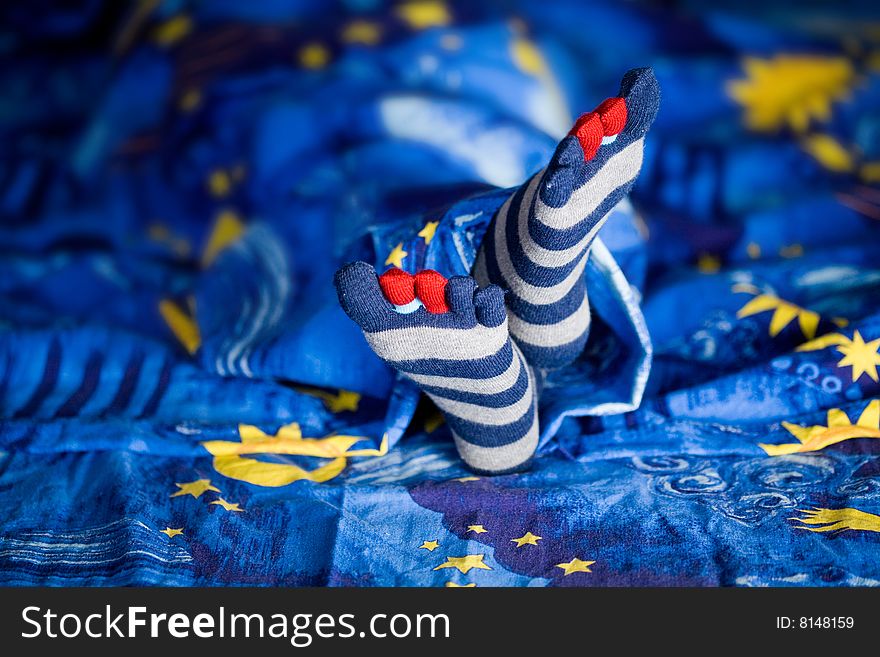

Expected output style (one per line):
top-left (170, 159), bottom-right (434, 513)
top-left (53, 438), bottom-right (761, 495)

top-left (2, 0), bottom-right (880, 586)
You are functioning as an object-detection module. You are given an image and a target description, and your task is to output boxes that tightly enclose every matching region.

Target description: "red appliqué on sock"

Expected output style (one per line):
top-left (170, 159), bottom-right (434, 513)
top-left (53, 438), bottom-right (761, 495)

top-left (569, 97), bottom-right (628, 161)
top-left (414, 270), bottom-right (449, 313)
top-left (595, 97), bottom-right (627, 136)
top-left (568, 112), bottom-right (603, 161)
top-left (378, 268), bottom-right (416, 306)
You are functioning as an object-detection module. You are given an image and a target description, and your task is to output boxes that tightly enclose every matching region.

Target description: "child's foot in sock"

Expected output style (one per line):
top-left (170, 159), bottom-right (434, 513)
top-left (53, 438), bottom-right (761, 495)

top-left (474, 67), bottom-right (660, 369)
top-left (334, 262), bottom-right (537, 474)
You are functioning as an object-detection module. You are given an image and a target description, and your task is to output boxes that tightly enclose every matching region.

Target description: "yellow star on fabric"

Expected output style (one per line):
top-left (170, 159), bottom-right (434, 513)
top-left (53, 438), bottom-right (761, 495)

top-left (466, 525), bottom-right (487, 534)
top-left (153, 15), bottom-right (192, 47)
top-left (511, 532), bottom-right (542, 547)
top-left (555, 558), bottom-right (595, 576)
top-left (511, 36), bottom-right (547, 77)
top-left (384, 243), bottom-right (408, 268)
top-left (417, 221), bottom-right (439, 245)
top-left (178, 88), bottom-right (202, 112)
top-left (445, 582), bottom-right (476, 587)
top-left (296, 387), bottom-right (361, 413)
top-left (419, 540), bottom-right (440, 552)
top-left (326, 390), bottom-right (360, 413)
top-left (341, 20), bottom-right (382, 46)
top-left (696, 253), bottom-right (721, 273)
top-left (170, 479), bottom-right (219, 499)
top-left (779, 243), bottom-right (804, 258)
top-left (208, 169), bottom-right (231, 197)
top-left (424, 412), bottom-right (444, 433)
top-left (395, 1), bottom-right (451, 29)
top-left (210, 498), bottom-right (244, 512)
top-left (836, 330), bottom-right (880, 382)
top-left (433, 555), bottom-right (492, 574)
top-left (299, 43), bottom-right (330, 69)
top-left (160, 528), bottom-right (184, 538)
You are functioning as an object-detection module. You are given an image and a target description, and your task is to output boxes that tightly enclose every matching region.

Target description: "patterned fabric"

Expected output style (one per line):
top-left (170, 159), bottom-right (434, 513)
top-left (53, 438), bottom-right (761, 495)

top-left (1, 1), bottom-right (880, 586)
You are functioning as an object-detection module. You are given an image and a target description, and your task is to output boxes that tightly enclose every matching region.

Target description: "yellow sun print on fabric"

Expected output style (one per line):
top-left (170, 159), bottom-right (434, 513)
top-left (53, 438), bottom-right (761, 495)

top-left (837, 332), bottom-right (880, 381)
top-left (760, 400), bottom-right (880, 456)
top-left (791, 507), bottom-right (880, 534)
top-left (727, 55), bottom-right (855, 133)
top-left (736, 293), bottom-right (820, 340)
top-left (200, 422), bottom-right (387, 487)
top-left (797, 330), bottom-right (880, 382)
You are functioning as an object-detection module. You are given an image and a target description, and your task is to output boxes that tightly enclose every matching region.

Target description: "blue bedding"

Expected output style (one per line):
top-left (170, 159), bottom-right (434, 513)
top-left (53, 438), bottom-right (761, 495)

top-left (2, 0), bottom-right (880, 586)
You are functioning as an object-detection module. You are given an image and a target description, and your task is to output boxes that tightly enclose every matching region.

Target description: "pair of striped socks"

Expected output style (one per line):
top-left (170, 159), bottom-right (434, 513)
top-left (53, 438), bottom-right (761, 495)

top-left (335, 68), bottom-right (660, 474)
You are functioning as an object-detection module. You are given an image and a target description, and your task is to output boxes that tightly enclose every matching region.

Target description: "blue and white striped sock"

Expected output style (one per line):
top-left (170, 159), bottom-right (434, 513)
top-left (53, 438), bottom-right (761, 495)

top-left (334, 262), bottom-right (538, 474)
top-left (474, 67), bottom-right (660, 369)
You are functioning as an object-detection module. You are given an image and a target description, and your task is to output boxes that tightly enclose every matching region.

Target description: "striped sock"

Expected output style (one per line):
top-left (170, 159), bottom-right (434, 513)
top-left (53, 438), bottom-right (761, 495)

top-left (474, 67), bottom-right (660, 369)
top-left (334, 262), bottom-right (538, 474)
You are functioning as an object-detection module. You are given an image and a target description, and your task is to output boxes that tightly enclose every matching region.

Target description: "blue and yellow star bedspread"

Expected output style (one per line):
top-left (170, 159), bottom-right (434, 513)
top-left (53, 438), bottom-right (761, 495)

top-left (2, 0), bottom-right (880, 586)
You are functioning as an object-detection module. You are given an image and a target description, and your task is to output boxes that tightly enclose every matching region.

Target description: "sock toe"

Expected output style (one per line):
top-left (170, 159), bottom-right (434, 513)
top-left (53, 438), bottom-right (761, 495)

top-left (334, 261), bottom-right (394, 331)
top-left (541, 137), bottom-right (589, 207)
top-left (474, 285), bottom-right (507, 328)
top-left (617, 67), bottom-right (660, 138)
top-left (445, 276), bottom-right (478, 316)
